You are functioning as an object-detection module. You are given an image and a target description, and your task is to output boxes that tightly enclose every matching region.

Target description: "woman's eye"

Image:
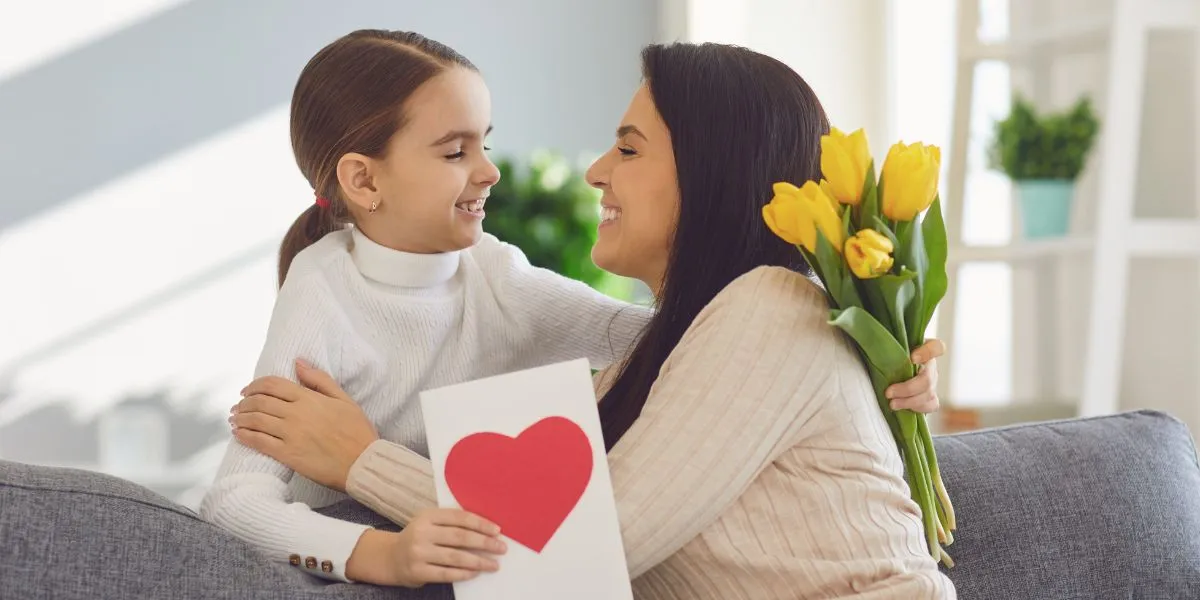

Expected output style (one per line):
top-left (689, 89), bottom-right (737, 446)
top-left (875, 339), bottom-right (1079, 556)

top-left (618, 146), bottom-right (637, 156)
top-left (446, 150), bottom-right (466, 160)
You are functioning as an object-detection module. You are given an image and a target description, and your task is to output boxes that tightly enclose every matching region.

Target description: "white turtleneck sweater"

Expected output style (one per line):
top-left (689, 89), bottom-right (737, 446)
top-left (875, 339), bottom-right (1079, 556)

top-left (199, 227), bottom-right (651, 582)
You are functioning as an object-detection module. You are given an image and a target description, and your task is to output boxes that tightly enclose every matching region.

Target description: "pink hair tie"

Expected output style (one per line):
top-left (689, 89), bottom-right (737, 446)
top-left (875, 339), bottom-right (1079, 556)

top-left (314, 195), bottom-right (330, 209)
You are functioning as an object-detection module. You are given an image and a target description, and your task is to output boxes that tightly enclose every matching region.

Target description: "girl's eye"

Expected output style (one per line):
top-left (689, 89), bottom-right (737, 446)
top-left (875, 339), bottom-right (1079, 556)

top-left (446, 151), bottom-right (466, 160)
top-left (618, 146), bottom-right (637, 156)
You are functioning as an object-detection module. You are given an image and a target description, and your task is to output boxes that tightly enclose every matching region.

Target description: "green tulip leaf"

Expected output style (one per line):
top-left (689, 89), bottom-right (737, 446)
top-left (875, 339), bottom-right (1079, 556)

top-left (917, 196), bottom-right (949, 341)
top-left (829, 307), bottom-right (912, 384)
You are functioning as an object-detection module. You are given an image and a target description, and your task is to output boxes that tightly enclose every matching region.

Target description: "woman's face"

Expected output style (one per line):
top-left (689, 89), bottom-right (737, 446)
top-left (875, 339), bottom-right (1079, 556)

top-left (586, 85), bottom-right (680, 294)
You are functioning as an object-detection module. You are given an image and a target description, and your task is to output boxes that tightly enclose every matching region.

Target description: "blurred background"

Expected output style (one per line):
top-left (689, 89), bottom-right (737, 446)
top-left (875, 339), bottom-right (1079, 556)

top-left (1, 0), bottom-right (1196, 509)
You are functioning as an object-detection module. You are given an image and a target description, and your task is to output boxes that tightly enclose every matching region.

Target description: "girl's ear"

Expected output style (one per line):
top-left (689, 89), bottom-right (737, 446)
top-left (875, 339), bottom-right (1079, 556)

top-left (336, 153), bottom-right (380, 212)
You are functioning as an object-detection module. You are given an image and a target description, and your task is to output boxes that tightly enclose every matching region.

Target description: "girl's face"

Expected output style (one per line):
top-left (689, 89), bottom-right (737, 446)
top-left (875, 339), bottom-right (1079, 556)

top-left (338, 67), bottom-right (500, 254)
top-left (586, 85), bottom-right (680, 294)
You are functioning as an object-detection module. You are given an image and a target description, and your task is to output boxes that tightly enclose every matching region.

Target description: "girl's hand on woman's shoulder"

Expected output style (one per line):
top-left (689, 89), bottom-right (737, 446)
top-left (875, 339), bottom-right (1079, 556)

top-left (884, 338), bottom-right (946, 414)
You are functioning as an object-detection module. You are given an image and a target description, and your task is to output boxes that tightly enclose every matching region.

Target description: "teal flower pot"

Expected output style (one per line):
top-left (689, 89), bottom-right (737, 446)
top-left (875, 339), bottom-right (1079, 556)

top-left (1016, 179), bottom-right (1074, 239)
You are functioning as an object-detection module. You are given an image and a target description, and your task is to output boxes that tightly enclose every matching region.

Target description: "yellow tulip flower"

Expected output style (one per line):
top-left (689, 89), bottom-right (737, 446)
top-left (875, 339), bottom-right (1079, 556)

top-left (763, 183), bottom-right (815, 248)
top-left (763, 181), bottom-right (844, 254)
top-left (844, 229), bottom-right (895, 279)
top-left (821, 127), bottom-right (871, 205)
top-left (818, 179), bottom-right (843, 215)
top-left (881, 141), bottom-right (941, 221)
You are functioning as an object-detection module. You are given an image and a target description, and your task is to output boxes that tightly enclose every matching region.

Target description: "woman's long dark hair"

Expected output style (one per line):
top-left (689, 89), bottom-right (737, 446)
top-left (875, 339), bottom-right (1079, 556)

top-left (597, 43), bottom-right (829, 450)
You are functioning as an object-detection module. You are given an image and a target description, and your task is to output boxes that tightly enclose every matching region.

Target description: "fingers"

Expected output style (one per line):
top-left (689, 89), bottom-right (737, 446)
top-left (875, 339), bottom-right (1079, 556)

top-left (232, 394), bottom-right (292, 418)
top-left (430, 524), bottom-right (507, 556)
top-left (295, 359), bottom-right (355, 402)
top-left (912, 338), bottom-right (947, 364)
top-left (230, 411), bottom-right (288, 439)
top-left (232, 427), bottom-right (287, 455)
top-left (241, 376), bottom-right (307, 403)
top-left (886, 363), bottom-right (940, 413)
top-left (886, 365), bottom-right (932, 401)
top-left (425, 508), bottom-right (502, 536)
top-left (890, 391), bottom-right (940, 414)
top-left (423, 545), bottom-right (500, 572)
top-left (409, 563), bottom-right (482, 585)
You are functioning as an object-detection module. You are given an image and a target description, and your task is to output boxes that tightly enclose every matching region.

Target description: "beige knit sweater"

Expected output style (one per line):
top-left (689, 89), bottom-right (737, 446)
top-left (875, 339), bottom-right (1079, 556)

top-left (346, 266), bottom-right (957, 599)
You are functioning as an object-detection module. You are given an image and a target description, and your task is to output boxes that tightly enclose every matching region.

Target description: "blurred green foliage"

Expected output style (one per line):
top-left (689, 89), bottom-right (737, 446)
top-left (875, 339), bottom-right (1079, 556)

top-left (484, 151), bottom-right (636, 300)
top-left (989, 95), bottom-right (1100, 181)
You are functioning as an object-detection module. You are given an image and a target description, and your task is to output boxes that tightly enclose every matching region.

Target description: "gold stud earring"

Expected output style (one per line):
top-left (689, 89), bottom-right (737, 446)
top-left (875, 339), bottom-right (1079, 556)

top-left (369, 199), bottom-right (379, 214)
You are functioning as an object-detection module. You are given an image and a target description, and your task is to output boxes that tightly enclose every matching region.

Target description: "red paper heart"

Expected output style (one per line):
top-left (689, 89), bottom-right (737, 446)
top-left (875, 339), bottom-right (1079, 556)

top-left (444, 416), bottom-right (593, 553)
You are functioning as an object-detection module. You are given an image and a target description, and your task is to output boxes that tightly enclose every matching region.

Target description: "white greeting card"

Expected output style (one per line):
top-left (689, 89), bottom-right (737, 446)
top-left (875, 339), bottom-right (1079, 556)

top-left (420, 358), bottom-right (633, 600)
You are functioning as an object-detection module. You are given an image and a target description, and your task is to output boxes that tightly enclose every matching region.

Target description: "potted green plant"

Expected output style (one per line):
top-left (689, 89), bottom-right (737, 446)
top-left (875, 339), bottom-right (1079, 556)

top-left (988, 95), bottom-right (1100, 239)
top-left (484, 150), bottom-right (636, 300)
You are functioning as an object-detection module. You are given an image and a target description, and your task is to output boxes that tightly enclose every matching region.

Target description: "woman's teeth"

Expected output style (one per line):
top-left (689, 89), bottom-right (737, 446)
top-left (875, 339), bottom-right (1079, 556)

top-left (456, 199), bottom-right (485, 213)
top-left (601, 206), bottom-right (621, 223)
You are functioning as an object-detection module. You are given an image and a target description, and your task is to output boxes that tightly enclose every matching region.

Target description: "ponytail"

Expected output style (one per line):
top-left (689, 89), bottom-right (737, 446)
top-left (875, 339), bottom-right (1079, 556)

top-left (277, 203), bottom-right (341, 287)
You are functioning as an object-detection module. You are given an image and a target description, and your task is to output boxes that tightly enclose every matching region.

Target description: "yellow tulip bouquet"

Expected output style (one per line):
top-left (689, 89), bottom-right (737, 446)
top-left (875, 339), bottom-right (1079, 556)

top-left (763, 128), bottom-right (956, 566)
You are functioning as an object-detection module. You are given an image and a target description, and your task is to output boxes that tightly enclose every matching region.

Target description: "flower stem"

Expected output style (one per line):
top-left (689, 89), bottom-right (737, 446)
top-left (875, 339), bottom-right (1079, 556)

top-left (917, 413), bottom-right (956, 531)
top-left (899, 411), bottom-right (939, 559)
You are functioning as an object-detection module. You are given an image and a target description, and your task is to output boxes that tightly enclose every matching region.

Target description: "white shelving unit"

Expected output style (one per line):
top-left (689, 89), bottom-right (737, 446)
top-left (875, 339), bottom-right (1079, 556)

top-left (940, 0), bottom-right (1200, 420)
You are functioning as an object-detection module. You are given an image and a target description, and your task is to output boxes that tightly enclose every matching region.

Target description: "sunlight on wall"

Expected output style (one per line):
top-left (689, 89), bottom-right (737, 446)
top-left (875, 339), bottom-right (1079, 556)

top-left (0, 106), bottom-right (305, 425)
top-left (0, 0), bottom-right (189, 80)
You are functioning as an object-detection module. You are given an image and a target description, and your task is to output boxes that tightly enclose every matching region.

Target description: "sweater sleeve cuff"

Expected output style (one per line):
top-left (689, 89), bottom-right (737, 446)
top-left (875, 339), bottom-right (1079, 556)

top-left (282, 511), bottom-right (371, 583)
top-left (347, 439), bottom-right (438, 525)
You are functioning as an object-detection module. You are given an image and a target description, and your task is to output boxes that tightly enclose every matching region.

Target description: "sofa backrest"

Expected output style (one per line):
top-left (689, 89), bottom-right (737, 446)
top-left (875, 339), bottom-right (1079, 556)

top-left (934, 409), bottom-right (1200, 599)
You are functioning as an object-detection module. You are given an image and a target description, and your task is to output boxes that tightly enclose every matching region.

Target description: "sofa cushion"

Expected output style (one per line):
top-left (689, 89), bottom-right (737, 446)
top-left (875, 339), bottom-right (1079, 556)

top-left (934, 409), bottom-right (1200, 599)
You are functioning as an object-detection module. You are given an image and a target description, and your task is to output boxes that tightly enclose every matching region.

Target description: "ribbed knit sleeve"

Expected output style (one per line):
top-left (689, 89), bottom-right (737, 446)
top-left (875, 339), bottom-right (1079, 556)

top-left (199, 272), bottom-right (370, 583)
top-left (470, 234), bottom-right (653, 369)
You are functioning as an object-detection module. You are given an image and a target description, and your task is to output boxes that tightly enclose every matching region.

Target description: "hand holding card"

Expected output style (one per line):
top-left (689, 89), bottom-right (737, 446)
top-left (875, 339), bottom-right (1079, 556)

top-left (421, 359), bottom-right (633, 600)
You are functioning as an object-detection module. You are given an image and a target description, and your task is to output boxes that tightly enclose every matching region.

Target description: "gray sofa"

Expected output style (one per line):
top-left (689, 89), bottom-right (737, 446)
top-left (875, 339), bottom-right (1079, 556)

top-left (934, 409), bottom-right (1200, 598)
top-left (1, 409), bottom-right (1197, 598)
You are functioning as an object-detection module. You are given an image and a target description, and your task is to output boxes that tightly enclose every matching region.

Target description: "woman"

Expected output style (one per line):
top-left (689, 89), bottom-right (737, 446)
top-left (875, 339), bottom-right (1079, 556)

top-left (0, 42), bottom-right (949, 599)
top-left (233, 42), bottom-right (956, 599)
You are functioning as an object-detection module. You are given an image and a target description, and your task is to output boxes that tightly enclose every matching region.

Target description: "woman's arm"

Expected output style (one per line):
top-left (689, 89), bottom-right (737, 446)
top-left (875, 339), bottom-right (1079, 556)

top-left (343, 268), bottom-right (858, 576)
top-left (471, 234), bottom-right (653, 369)
top-left (200, 274), bottom-right (374, 583)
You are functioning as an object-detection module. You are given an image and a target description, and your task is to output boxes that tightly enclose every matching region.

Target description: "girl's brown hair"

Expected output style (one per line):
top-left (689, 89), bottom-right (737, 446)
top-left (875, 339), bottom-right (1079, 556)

top-left (278, 29), bottom-right (477, 286)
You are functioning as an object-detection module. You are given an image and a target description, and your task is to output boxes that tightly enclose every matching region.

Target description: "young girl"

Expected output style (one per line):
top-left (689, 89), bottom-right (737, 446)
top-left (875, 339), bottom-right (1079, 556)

top-left (199, 30), bottom-right (651, 586)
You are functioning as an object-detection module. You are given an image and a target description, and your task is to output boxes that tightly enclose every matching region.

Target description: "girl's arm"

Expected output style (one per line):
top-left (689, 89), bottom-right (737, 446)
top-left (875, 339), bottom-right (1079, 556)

top-left (199, 273), bottom-right (373, 583)
top-left (346, 268), bottom-right (850, 577)
top-left (471, 234), bottom-right (653, 369)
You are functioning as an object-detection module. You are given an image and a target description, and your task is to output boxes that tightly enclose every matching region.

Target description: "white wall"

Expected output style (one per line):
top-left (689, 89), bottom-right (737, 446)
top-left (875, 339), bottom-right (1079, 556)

top-left (665, 0), bottom-right (892, 159)
top-left (745, 0), bottom-right (891, 159)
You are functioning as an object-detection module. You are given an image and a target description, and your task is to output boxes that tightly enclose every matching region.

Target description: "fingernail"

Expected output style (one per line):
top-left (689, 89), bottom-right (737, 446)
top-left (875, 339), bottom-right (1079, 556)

top-left (890, 402), bottom-right (900, 411)
top-left (295, 358), bottom-right (312, 369)
top-left (497, 540), bottom-right (508, 553)
top-left (239, 387), bottom-right (247, 396)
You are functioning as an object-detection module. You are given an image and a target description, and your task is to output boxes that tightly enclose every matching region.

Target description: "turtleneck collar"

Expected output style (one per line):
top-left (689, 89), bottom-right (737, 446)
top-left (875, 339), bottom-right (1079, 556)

top-left (350, 227), bottom-right (461, 288)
